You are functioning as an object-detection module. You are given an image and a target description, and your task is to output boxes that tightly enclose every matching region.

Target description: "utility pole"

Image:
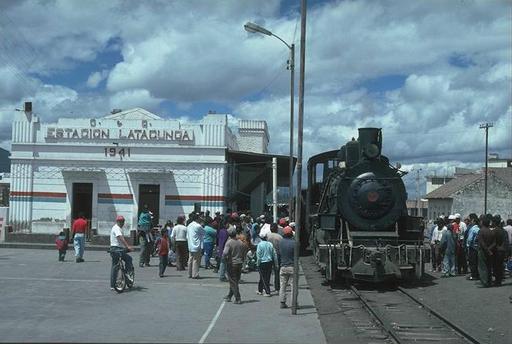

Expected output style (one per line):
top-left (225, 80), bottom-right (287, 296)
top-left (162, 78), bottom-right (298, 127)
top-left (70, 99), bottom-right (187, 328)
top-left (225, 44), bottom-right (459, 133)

top-left (272, 157), bottom-right (278, 222)
top-left (288, 44), bottom-right (295, 221)
top-left (479, 122), bottom-right (493, 214)
top-left (292, 0), bottom-right (307, 316)
top-left (416, 169), bottom-right (422, 217)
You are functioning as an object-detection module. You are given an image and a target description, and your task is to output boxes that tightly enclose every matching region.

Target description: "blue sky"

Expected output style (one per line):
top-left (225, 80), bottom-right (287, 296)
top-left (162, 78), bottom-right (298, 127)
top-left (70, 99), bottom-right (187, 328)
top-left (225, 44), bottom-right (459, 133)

top-left (0, 0), bottom-right (510, 198)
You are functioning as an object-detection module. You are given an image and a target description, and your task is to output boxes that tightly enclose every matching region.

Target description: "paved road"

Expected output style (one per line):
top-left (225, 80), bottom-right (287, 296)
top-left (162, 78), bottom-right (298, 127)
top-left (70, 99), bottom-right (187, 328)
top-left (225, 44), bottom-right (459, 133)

top-left (0, 248), bottom-right (326, 343)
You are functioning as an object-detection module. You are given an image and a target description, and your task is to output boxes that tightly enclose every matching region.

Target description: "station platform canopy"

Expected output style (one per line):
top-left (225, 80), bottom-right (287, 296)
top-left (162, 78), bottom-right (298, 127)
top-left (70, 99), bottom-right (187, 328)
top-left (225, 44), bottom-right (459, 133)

top-left (226, 150), bottom-right (296, 209)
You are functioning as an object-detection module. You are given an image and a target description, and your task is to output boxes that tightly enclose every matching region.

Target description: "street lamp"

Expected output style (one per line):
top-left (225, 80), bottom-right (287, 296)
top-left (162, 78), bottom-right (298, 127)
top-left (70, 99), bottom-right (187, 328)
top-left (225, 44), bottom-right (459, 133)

top-left (244, 21), bottom-right (295, 220)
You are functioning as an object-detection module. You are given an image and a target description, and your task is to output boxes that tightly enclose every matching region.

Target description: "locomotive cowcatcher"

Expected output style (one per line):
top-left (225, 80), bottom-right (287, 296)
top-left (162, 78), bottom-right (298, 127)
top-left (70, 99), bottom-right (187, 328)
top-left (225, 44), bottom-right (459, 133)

top-left (307, 128), bottom-right (428, 283)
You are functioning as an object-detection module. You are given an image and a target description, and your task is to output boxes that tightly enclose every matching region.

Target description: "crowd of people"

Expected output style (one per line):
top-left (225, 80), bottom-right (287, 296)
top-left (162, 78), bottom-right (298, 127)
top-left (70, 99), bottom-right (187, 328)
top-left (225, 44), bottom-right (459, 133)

top-left (425, 213), bottom-right (512, 288)
top-left (107, 207), bottom-right (298, 307)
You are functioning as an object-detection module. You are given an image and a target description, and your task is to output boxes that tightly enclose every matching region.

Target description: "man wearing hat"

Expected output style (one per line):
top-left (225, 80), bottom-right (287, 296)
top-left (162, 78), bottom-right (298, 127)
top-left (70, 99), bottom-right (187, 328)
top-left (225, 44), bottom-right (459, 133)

top-left (222, 227), bottom-right (247, 304)
top-left (279, 226), bottom-right (295, 308)
top-left (256, 231), bottom-right (277, 297)
top-left (109, 215), bottom-right (133, 290)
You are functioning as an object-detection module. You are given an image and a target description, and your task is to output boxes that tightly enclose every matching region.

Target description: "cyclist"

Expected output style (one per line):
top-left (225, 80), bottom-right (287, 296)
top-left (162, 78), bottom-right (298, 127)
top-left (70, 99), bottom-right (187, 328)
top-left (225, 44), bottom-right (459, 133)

top-left (110, 215), bottom-right (134, 291)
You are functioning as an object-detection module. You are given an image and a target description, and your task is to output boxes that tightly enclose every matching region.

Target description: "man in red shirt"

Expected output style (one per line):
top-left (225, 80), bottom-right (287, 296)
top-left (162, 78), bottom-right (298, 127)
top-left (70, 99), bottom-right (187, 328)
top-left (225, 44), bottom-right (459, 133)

top-left (72, 213), bottom-right (88, 263)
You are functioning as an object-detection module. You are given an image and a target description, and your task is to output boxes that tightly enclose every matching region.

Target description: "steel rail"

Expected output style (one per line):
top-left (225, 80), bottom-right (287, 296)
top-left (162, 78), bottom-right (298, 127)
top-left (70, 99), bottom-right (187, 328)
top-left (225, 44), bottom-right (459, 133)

top-left (349, 285), bottom-right (400, 344)
top-left (397, 287), bottom-right (480, 344)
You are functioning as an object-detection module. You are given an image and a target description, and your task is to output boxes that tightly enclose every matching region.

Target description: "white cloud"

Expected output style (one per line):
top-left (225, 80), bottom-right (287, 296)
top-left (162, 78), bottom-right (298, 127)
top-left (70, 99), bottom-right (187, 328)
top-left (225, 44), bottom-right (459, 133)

top-left (109, 89), bottom-right (161, 111)
top-left (0, 0), bottom-right (509, 190)
top-left (86, 70), bottom-right (109, 88)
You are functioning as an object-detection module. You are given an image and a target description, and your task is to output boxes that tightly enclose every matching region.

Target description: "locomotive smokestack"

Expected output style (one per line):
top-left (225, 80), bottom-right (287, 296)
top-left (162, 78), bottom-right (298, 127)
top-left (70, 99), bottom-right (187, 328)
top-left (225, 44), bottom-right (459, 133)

top-left (358, 128), bottom-right (382, 159)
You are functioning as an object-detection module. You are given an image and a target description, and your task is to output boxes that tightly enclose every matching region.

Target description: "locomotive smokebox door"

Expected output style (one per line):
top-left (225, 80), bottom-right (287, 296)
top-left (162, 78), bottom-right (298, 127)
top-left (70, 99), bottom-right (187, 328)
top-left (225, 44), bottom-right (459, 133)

top-left (318, 214), bottom-right (337, 231)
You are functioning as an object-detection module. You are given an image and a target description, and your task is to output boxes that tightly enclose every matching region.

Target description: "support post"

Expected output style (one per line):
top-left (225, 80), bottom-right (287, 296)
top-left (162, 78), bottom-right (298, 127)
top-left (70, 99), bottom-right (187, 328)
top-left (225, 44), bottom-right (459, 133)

top-left (288, 44), bottom-right (295, 220)
top-left (272, 157), bottom-right (278, 222)
top-left (292, 0), bottom-right (307, 315)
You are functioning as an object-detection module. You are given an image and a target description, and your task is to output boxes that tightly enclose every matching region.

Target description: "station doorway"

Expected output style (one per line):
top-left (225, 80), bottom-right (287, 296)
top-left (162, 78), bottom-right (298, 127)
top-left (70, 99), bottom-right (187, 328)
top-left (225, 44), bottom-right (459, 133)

top-left (71, 183), bottom-right (93, 220)
top-left (138, 184), bottom-right (160, 226)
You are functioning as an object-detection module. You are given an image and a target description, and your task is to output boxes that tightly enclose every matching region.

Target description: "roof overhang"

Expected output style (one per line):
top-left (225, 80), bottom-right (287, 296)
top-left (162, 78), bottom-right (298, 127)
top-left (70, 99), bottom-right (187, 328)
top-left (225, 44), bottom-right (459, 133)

top-left (226, 150), bottom-right (296, 187)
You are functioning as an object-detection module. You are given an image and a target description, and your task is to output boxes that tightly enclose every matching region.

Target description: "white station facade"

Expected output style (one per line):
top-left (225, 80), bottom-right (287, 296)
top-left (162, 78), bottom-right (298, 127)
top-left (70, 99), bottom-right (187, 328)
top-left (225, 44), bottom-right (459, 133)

top-left (9, 107), bottom-right (277, 235)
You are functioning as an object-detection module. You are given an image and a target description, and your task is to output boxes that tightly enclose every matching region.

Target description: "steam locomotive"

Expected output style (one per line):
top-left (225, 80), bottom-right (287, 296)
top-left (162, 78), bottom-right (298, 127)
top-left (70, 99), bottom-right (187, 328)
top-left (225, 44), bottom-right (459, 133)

top-left (307, 128), bottom-right (428, 283)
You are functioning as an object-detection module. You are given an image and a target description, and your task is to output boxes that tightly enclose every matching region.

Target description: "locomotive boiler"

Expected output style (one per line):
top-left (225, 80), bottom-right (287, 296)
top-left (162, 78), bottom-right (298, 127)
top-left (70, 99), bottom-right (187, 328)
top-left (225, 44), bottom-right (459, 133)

top-left (307, 128), bottom-right (427, 283)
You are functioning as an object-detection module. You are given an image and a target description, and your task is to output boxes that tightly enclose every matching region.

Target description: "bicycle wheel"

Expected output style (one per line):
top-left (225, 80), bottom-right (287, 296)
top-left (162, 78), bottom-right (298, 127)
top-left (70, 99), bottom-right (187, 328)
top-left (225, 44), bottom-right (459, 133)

top-left (113, 265), bottom-right (126, 293)
top-left (125, 268), bottom-right (135, 288)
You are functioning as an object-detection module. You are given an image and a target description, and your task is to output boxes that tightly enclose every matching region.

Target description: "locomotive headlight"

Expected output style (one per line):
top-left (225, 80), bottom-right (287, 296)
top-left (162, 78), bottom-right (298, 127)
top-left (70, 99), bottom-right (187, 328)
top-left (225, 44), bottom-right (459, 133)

top-left (364, 143), bottom-right (380, 158)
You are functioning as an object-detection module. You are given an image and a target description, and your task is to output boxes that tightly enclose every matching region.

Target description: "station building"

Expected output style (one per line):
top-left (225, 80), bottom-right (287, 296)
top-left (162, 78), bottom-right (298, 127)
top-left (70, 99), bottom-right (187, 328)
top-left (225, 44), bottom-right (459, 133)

top-left (9, 106), bottom-right (291, 236)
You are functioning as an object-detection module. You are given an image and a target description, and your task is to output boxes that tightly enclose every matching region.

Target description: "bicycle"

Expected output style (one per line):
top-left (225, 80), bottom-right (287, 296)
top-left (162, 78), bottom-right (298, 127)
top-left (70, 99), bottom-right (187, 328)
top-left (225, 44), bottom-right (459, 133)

top-left (108, 247), bottom-right (135, 293)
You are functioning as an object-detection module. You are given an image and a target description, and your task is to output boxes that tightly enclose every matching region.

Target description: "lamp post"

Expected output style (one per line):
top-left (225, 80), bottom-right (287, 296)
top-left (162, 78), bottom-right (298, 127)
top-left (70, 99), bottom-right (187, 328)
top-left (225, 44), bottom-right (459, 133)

top-left (244, 22), bottom-right (295, 220)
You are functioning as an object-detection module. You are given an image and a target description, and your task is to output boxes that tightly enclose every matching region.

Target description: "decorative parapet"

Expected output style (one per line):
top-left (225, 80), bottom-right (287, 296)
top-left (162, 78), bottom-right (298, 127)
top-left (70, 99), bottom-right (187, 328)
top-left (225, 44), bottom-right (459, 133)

top-left (237, 120), bottom-right (269, 154)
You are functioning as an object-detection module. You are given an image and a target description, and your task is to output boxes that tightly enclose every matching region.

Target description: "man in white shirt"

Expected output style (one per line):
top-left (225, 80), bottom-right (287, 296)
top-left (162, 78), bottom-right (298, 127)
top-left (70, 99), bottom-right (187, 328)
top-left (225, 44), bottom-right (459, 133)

top-left (110, 215), bottom-right (133, 290)
top-left (187, 214), bottom-right (205, 279)
top-left (430, 218), bottom-right (447, 272)
top-left (259, 219), bottom-right (272, 239)
top-left (171, 215), bottom-right (188, 271)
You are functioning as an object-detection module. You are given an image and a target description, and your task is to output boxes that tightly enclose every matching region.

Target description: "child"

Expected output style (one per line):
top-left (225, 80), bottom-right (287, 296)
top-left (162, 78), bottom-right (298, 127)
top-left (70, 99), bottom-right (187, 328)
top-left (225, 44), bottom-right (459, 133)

top-left (55, 231), bottom-right (68, 262)
top-left (158, 228), bottom-right (170, 277)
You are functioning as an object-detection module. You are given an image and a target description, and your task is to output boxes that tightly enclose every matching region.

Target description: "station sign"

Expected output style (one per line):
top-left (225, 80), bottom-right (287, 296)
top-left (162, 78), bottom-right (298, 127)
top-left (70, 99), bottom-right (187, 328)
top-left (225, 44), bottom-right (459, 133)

top-left (45, 127), bottom-right (194, 143)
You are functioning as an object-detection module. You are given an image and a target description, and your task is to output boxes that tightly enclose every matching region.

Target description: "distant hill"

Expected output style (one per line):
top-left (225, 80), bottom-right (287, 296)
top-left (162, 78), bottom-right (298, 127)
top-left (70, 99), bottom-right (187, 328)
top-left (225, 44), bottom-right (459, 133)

top-left (0, 148), bottom-right (10, 172)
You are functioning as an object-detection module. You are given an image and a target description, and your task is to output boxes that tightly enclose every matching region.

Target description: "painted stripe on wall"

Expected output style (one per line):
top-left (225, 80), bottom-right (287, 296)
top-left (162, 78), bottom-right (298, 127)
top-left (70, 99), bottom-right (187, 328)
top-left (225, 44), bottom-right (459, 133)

top-left (98, 199), bottom-right (134, 204)
top-left (98, 193), bottom-right (134, 205)
top-left (165, 201), bottom-right (225, 207)
top-left (10, 191), bottom-right (67, 198)
top-left (98, 193), bottom-right (133, 199)
top-left (164, 195), bottom-right (225, 201)
top-left (10, 191), bottom-right (67, 203)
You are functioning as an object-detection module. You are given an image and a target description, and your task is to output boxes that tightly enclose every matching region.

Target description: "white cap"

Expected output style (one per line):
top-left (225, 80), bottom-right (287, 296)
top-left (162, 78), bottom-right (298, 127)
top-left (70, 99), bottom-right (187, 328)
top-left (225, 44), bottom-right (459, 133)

top-left (259, 214), bottom-right (265, 219)
top-left (289, 222), bottom-right (296, 227)
top-left (454, 213), bottom-right (461, 219)
top-left (448, 214), bottom-right (456, 220)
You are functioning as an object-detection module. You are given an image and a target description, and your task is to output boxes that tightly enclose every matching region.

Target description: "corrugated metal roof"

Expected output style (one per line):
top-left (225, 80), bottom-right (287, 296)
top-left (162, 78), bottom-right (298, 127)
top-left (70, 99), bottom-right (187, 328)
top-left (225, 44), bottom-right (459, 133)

top-left (425, 168), bottom-right (512, 199)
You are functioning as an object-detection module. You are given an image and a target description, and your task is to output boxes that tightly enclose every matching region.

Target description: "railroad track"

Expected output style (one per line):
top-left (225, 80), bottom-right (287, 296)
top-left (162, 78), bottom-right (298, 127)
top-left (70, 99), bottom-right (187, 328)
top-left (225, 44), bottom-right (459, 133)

top-left (347, 284), bottom-right (480, 344)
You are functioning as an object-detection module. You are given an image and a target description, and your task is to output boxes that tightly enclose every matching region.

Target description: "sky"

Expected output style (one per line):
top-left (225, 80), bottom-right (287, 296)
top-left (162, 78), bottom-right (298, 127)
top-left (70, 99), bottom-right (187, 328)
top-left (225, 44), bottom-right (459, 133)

top-left (0, 0), bottom-right (510, 198)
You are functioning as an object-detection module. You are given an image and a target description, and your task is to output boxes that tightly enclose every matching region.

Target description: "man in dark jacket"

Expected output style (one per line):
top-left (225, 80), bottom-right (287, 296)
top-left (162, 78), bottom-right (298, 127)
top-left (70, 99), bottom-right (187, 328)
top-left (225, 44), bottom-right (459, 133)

top-left (478, 214), bottom-right (496, 287)
top-left (492, 214), bottom-right (508, 286)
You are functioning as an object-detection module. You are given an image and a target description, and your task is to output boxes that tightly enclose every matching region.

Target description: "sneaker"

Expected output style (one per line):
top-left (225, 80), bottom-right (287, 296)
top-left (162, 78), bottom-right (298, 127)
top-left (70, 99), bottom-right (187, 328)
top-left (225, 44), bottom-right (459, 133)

top-left (280, 302), bottom-right (288, 309)
top-left (223, 296), bottom-right (232, 302)
top-left (264, 293), bottom-right (271, 297)
top-left (110, 287), bottom-right (115, 291)
top-left (234, 300), bottom-right (241, 305)
top-left (256, 291), bottom-right (263, 295)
